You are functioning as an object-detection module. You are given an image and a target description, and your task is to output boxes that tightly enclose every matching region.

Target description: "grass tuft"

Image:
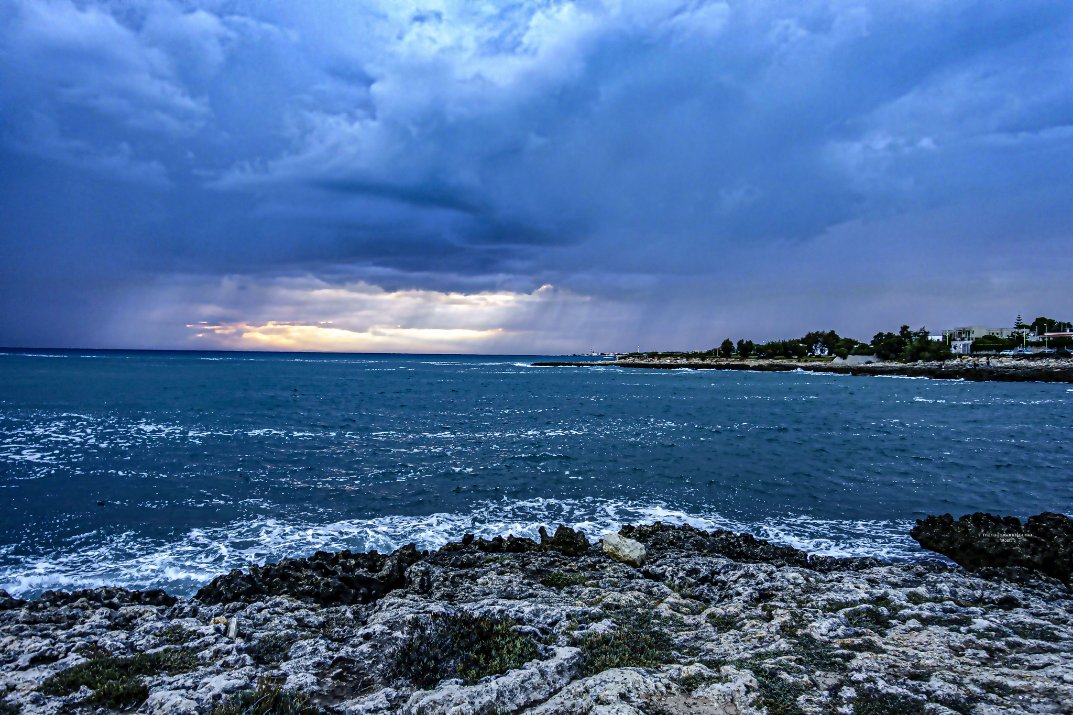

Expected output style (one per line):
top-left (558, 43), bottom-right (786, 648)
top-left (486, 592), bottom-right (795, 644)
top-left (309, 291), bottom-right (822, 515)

top-left (39, 649), bottom-right (199, 710)
top-left (394, 611), bottom-right (541, 688)
top-left (750, 669), bottom-right (806, 715)
top-left (158, 624), bottom-right (200, 645)
top-left (210, 678), bottom-right (325, 715)
top-left (575, 610), bottom-right (675, 676)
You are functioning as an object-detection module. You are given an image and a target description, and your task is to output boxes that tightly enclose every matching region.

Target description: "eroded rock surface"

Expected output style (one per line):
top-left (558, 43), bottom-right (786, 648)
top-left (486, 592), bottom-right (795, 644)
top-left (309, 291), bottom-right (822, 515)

top-left (1, 522), bottom-right (1071, 714)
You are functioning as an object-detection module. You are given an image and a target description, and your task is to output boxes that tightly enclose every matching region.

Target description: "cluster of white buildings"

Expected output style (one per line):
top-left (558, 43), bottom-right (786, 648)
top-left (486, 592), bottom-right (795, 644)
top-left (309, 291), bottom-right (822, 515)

top-left (939, 325), bottom-right (1073, 355)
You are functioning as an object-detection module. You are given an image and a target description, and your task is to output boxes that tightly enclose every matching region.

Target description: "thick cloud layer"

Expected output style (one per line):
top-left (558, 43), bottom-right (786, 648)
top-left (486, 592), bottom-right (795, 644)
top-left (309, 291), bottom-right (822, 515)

top-left (2, 0), bottom-right (1071, 352)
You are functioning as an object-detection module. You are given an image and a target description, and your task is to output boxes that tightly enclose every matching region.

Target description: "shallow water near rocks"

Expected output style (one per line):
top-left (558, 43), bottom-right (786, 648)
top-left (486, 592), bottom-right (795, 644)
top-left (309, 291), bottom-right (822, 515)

top-left (1, 349), bottom-right (1071, 597)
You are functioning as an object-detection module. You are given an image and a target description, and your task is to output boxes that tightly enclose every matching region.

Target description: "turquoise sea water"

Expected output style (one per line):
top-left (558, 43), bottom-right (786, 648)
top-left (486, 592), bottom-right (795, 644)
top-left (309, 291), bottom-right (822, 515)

top-left (1, 349), bottom-right (1071, 597)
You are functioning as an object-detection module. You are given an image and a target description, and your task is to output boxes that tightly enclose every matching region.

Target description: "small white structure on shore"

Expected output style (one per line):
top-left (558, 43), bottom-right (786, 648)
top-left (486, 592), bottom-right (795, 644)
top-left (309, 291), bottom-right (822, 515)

top-left (832, 354), bottom-right (879, 365)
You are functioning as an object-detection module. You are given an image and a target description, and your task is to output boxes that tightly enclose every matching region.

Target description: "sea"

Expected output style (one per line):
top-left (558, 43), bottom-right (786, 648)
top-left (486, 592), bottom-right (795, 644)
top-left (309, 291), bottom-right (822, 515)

top-left (2, 350), bottom-right (1071, 598)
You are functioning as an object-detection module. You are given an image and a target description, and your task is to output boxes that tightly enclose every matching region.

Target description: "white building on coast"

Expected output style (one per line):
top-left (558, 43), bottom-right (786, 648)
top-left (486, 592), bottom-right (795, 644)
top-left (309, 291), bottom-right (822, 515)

top-left (941, 326), bottom-right (1028, 342)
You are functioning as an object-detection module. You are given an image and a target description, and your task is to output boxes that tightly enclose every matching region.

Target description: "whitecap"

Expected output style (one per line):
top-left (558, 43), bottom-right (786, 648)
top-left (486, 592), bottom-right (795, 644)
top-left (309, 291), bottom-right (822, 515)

top-left (0, 497), bottom-right (923, 598)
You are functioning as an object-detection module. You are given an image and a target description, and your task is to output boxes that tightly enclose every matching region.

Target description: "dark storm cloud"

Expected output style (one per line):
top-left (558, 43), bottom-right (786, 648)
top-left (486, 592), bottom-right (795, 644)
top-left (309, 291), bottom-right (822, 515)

top-left (1, 0), bottom-right (1071, 351)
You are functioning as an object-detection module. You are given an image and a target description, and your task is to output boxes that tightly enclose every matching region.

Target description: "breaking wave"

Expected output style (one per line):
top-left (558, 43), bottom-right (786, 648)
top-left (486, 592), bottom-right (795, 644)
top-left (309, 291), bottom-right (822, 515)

top-left (0, 498), bottom-right (918, 598)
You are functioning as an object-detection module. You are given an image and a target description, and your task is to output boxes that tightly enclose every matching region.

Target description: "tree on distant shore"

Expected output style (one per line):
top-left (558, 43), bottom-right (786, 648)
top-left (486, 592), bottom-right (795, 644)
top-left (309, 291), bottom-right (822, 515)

top-left (755, 339), bottom-right (807, 359)
top-left (870, 325), bottom-right (951, 362)
top-left (736, 339), bottom-right (754, 358)
top-left (719, 339), bottom-right (734, 358)
top-left (802, 330), bottom-right (840, 356)
top-left (1030, 316), bottom-right (1072, 334)
top-left (870, 330), bottom-right (907, 361)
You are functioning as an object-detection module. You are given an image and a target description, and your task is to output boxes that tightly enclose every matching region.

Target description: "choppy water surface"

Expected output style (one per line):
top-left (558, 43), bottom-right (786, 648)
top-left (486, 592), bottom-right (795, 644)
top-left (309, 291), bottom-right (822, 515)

top-left (1, 350), bottom-right (1071, 596)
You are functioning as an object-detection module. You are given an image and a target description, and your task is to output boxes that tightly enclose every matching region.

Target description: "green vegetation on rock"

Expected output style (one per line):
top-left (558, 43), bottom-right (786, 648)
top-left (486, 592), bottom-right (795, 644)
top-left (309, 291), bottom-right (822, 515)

top-left (394, 611), bottom-right (541, 688)
top-left (539, 570), bottom-right (590, 589)
top-left (247, 632), bottom-right (305, 664)
top-left (40, 649), bottom-right (199, 709)
top-left (706, 611), bottom-right (742, 630)
top-left (853, 688), bottom-right (927, 715)
top-left (158, 624), bottom-right (199, 645)
top-left (749, 669), bottom-right (806, 715)
top-left (575, 610), bottom-right (674, 675)
top-left (845, 606), bottom-right (894, 632)
top-left (210, 678), bottom-right (325, 715)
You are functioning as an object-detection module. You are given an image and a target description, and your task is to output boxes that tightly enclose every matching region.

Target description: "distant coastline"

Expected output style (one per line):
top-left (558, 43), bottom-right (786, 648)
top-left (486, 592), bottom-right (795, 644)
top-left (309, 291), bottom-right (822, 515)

top-left (533, 355), bottom-right (1073, 383)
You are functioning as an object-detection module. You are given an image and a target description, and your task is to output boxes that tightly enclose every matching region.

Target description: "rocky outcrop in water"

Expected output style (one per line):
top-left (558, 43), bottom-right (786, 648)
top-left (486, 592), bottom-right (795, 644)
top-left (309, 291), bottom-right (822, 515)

top-left (911, 512), bottom-right (1073, 584)
top-left (2, 519), bottom-right (1071, 715)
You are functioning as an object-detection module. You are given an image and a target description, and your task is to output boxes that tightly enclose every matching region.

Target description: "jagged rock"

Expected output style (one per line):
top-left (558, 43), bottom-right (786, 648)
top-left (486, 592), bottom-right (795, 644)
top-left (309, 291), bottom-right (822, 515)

top-left (601, 533), bottom-right (646, 567)
top-left (439, 525), bottom-right (590, 557)
top-left (441, 533), bottom-right (541, 554)
top-left (538, 526), bottom-right (590, 556)
top-left (527, 664), bottom-right (753, 715)
top-left (911, 511), bottom-right (1073, 583)
top-left (0, 589), bottom-right (26, 611)
top-left (2, 520), bottom-right (1071, 714)
top-left (195, 544), bottom-right (423, 606)
top-left (622, 522), bottom-right (877, 572)
top-left (33, 586), bottom-right (176, 609)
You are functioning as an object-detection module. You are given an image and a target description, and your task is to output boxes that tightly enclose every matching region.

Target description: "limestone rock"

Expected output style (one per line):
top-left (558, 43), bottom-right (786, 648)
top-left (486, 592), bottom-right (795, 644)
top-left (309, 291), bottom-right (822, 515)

top-left (601, 533), bottom-right (646, 567)
top-left (145, 689), bottom-right (199, 714)
top-left (2, 519), bottom-right (1072, 714)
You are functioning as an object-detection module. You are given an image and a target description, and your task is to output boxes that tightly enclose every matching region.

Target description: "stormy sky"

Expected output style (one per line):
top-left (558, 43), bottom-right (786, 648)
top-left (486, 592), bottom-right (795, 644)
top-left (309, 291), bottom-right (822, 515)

top-left (2, 0), bottom-right (1071, 353)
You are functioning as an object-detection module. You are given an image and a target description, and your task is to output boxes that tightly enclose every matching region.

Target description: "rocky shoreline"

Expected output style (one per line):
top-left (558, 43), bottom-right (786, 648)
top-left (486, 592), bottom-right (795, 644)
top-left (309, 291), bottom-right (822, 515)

top-left (1, 517), bottom-right (1071, 714)
top-left (532, 357), bottom-right (1073, 383)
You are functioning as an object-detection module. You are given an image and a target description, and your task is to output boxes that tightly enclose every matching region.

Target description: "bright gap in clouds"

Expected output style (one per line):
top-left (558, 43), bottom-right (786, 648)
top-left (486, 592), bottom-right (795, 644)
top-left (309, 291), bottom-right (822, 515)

top-left (179, 280), bottom-right (590, 353)
top-left (189, 322), bottom-right (505, 353)
top-left (1, 1), bottom-right (1072, 349)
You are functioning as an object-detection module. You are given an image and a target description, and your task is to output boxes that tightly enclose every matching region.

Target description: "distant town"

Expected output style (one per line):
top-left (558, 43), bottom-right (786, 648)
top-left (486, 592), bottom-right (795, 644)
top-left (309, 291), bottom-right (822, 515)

top-left (619, 315), bottom-right (1073, 363)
